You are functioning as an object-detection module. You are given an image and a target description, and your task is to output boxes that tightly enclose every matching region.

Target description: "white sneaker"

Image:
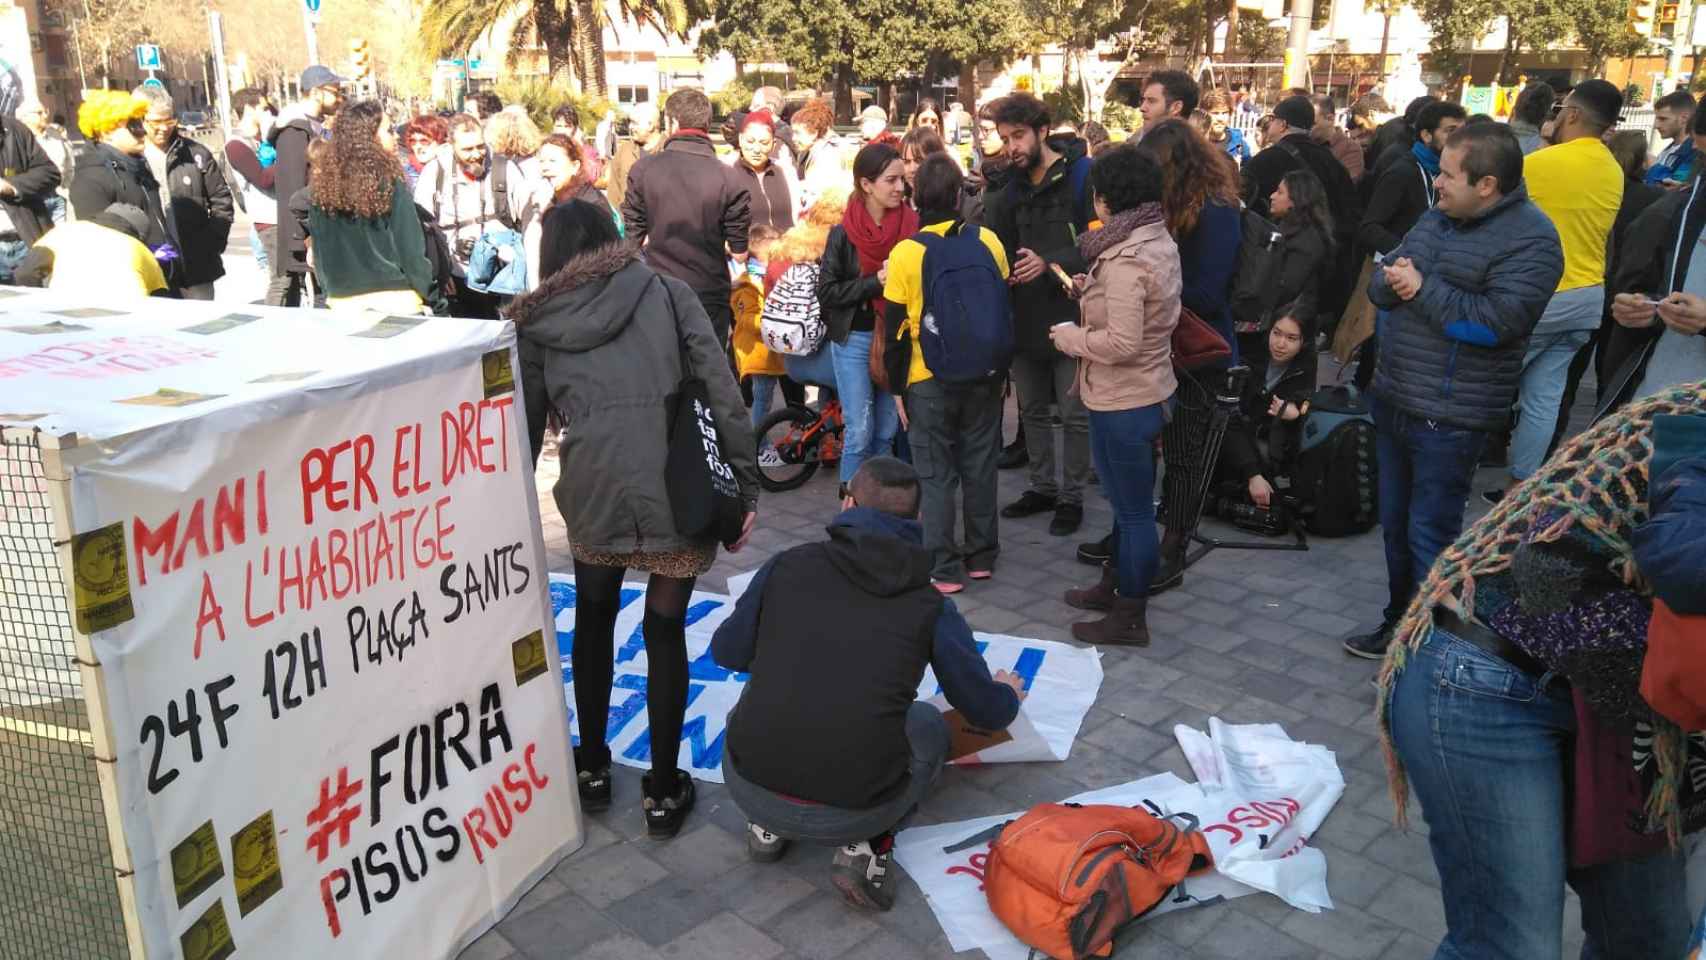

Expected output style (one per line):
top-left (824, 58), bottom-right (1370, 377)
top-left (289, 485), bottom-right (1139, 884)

top-left (758, 448), bottom-right (785, 468)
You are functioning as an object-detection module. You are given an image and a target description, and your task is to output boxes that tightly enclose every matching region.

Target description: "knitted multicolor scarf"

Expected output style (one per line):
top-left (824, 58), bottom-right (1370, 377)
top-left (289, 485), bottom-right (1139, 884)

top-left (1375, 382), bottom-right (1706, 842)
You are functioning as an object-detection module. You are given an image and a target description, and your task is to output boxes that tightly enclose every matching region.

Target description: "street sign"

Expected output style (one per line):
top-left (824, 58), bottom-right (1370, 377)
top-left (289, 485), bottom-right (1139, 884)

top-left (305, 0), bottom-right (321, 11)
top-left (135, 44), bottom-right (161, 71)
top-left (469, 58), bottom-right (482, 70)
top-left (142, 77), bottom-right (164, 90)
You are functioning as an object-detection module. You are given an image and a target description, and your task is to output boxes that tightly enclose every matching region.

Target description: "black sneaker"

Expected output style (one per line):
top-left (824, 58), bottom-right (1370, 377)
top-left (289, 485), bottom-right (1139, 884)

top-left (746, 823), bottom-right (789, 862)
top-left (1481, 488), bottom-right (1506, 507)
top-left (574, 747), bottom-right (612, 812)
top-left (1049, 502), bottom-right (1083, 536)
top-left (1148, 546), bottom-right (1185, 595)
top-left (641, 769), bottom-right (695, 839)
top-left (1076, 532), bottom-right (1113, 566)
top-left (997, 439), bottom-right (1029, 470)
top-left (1343, 623), bottom-right (1395, 660)
top-left (1001, 490), bottom-right (1057, 518)
top-left (831, 837), bottom-right (897, 911)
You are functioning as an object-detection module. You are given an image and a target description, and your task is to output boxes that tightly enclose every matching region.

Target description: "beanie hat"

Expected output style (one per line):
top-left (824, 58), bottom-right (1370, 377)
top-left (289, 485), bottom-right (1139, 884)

top-left (78, 90), bottom-right (149, 141)
top-left (1273, 95), bottom-right (1315, 132)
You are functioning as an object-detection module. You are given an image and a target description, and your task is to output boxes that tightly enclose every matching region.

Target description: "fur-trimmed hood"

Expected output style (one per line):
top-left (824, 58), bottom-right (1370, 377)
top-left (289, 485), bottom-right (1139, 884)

top-left (507, 241), bottom-right (652, 353)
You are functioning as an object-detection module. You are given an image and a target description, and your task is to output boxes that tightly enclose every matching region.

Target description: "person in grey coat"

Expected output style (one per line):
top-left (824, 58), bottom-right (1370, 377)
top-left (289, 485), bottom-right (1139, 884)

top-left (507, 199), bottom-right (759, 841)
top-left (1342, 123), bottom-right (1564, 660)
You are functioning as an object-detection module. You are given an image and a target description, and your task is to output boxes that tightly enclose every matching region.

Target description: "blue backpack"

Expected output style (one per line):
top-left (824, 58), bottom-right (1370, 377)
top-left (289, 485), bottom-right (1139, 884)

top-left (913, 222), bottom-right (1014, 384)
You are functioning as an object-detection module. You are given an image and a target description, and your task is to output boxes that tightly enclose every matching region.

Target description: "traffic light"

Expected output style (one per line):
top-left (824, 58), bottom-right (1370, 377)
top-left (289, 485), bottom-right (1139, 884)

top-left (350, 39), bottom-right (371, 82)
top-left (1630, 0), bottom-right (1656, 36)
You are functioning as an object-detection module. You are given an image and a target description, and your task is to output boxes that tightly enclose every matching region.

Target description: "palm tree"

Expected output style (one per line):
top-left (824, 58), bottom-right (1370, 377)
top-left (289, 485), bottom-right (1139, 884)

top-left (418, 0), bottom-right (702, 95)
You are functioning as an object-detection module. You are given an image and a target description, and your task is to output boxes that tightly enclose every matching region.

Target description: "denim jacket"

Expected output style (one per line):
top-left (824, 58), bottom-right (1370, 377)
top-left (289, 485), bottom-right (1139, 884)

top-left (467, 227), bottom-right (527, 296)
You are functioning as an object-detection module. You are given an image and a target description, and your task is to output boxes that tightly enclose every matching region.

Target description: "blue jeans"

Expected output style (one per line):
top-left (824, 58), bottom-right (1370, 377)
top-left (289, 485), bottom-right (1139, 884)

top-left (725, 702), bottom-right (950, 843)
top-left (1374, 401), bottom-right (1487, 624)
top-left (248, 223), bottom-right (270, 273)
top-left (749, 374), bottom-right (779, 432)
top-left (1510, 327), bottom-right (1596, 480)
top-left (830, 330), bottom-right (899, 484)
top-left (0, 238), bottom-right (26, 284)
top-left (45, 194), bottom-right (66, 226)
top-left (1089, 402), bottom-right (1169, 598)
top-left (1388, 628), bottom-right (1689, 959)
top-left (782, 348), bottom-right (837, 390)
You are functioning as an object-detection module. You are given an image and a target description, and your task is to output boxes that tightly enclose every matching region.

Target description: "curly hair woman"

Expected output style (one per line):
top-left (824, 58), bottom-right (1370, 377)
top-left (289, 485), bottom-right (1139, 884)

top-left (1076, 118), bottom-right (1241, 595)
top-left (291, 99), bottom-right (436, 313)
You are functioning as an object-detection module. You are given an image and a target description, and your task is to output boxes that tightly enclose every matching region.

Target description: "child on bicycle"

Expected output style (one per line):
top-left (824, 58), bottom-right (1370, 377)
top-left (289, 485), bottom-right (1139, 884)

top-left (734, 224), bottom-right (787, 453)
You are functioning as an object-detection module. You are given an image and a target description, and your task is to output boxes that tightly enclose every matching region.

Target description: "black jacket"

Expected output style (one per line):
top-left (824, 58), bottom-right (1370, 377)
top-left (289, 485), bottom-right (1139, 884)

top-left (1243, 133), bottom-right (1361, 318)
top-left (1221, 351), bottom-right (1317, 482)
top-left (1606, 176), bottom-right (1706, 416)
top-left (268, 115), bottom-right (323, 273)
top-left (157, 135), bottom-right (234, 287)
top-left (0, 117), bottom-right (59, 244)
top-left (732, 160), bottom-right (794, 233)
top-left (1272, 218), bottom-right (1331, 322)
top-left (984, 135), bottom-right (1092, 352)
top-left (620, 132), bottom-right (751, 293)
top-left (712, 508), bottom-right (1020, 808)
top-left (69, 144), bottom-right (170, 250)
top-left (817, 224), bottom-right (880, 343)
top-left (1359, 153), bottom-right (1433, 257)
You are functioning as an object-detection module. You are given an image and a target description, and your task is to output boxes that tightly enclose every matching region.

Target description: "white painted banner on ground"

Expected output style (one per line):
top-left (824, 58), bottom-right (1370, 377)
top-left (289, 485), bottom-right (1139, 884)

top-left (893, 719), bottom-right (1345, 960)
top-left (548, 572), bottom-right (1103, 782)
top-left (13, 296), bottom-right (582, 959)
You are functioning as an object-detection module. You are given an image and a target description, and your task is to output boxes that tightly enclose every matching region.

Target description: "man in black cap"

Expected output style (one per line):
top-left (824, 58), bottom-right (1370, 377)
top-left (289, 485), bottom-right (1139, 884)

top-left (1486, 78), bottom-right (1624, 504)
top-left (267, 64), bottom-right (343, 306)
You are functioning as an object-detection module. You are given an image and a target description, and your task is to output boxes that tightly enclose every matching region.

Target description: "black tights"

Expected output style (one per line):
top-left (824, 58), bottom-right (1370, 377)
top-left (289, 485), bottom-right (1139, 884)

top-left (569, 561), bottom-right (696, 799)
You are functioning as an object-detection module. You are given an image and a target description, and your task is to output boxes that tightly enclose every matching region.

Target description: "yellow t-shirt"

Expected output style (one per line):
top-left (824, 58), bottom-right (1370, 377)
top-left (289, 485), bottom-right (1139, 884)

top-left (35, 221), bottom-right (167, 297)
top-left (882, 221), bottom-right (1010, 387)
top-left (1523, 136), bottom-right (1622, 292)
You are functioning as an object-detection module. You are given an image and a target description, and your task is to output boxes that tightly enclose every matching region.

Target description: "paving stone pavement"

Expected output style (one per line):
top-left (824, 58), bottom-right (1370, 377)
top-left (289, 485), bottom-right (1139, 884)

top-left (472, 395), bottom-right (1592, 960)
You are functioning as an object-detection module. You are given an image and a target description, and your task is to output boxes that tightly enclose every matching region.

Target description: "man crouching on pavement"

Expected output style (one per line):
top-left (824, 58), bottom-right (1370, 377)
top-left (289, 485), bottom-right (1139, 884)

top-left (711, 457), bottom-right (1025, 911)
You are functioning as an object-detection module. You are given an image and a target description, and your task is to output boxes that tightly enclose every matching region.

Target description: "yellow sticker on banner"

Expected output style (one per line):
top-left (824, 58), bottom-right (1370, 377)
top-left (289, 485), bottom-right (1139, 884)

top-left (170, 819), bottom-right (224, 908)
top-left (115, 388), bottom-right (225, 408)
top-left (70, 522), bottom-right (134, 634)
top-left (512, 630), bottom-right (547, 686)
top-left (483, 349), bottom-right (515, 398)
top-left (231, 810), bottom-right (283, 917)
top-left (179, 899), bottom-right (236, 960)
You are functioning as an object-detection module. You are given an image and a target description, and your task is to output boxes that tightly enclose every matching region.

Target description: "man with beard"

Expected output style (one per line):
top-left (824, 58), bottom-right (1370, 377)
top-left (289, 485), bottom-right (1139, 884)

top-left (983, 93), bottom-right (1092, 537)
top-left (415, 112), bottom-right (531, 318)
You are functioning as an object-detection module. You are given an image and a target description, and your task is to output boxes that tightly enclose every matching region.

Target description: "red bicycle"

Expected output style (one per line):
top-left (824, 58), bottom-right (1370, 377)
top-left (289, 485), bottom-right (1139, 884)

top-left (755, 399), bottom-right (843, 491)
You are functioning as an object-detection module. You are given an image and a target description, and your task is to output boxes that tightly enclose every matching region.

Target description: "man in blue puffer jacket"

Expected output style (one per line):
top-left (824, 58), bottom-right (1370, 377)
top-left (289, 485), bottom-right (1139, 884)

top-left (1343, 123), bottom-right (1564, 659)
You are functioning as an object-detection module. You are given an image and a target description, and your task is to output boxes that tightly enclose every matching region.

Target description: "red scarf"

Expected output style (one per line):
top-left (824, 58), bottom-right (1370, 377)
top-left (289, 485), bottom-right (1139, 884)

top-left (842, 199), bottom-right (918, 316)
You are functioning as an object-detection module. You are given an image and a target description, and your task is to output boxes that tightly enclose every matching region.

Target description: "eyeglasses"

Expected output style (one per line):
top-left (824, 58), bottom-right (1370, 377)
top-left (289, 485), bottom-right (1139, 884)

top-left (144, 117), bottom-right (177, 128)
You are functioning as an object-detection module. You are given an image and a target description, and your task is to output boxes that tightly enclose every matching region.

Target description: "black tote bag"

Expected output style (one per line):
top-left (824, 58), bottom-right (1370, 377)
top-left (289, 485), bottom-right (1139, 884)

top-left (665, 310), bottom-right (745, 548)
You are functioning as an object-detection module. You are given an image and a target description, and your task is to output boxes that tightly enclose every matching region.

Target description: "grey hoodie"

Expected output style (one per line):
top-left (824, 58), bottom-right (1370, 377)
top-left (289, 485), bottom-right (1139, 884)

top-left (509, 242), bottom-right (759, 555)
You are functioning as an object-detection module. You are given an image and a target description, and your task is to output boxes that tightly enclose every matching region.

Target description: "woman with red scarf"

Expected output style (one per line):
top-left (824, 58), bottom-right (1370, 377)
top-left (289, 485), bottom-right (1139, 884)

top-left (815, 143), bottom-right (917, 495)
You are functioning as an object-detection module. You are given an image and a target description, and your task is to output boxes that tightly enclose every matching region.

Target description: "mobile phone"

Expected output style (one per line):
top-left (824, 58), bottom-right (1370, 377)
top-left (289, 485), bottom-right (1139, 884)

top-left (1049, 263), bottom-right (1074, 288)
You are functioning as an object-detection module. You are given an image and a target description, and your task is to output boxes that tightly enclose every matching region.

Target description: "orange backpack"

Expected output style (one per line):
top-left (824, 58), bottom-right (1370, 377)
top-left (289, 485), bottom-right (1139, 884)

top-left (984, 802), bottom-right (1215, 960)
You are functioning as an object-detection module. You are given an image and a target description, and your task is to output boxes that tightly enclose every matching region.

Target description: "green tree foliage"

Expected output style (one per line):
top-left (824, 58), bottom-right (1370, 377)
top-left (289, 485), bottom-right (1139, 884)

top-left (420, 0), bottom-right (703, 94)
top-left (1419, 0), bottom-right (1649, 85)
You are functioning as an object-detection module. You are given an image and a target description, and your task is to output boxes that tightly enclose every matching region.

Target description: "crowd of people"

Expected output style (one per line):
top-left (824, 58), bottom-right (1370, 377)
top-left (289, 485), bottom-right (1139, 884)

top-left (6, 62), bottom-right (1702, 952)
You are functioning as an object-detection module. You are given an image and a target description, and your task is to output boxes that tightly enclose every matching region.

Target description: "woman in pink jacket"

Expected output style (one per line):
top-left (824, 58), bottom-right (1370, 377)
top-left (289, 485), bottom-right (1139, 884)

top-left (1050, 145), bottom-right (1181, 647)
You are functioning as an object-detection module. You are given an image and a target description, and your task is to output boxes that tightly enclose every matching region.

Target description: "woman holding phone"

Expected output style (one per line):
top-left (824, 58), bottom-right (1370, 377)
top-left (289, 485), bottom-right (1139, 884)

top-left (1051, 145), bottom-right (1180, 646)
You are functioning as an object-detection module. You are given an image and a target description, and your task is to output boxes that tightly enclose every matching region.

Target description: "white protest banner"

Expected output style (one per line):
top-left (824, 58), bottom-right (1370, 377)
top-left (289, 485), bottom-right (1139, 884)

top-left (548, 573), bottom-right (1103, 782)
top-left (4, 294), bottom-right (582, 960)
top-left (893, 720), bottom-right (1345, 960)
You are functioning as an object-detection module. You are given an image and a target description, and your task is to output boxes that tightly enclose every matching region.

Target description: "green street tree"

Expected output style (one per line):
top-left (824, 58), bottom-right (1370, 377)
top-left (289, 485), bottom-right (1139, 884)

top-left (419, 0), bottom-right (702, 95)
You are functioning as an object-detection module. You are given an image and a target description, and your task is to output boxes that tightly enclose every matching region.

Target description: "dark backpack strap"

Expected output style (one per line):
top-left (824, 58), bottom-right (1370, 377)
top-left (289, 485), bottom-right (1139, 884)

top-left (432, 162), bottom-right (445, 223)
top-left (492, 159), bottom-right (516, 231)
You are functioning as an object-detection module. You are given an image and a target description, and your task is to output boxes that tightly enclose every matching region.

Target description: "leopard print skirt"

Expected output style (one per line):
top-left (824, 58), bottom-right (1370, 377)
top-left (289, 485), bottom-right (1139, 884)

top-left (570, 540), bottom-right (716, 579)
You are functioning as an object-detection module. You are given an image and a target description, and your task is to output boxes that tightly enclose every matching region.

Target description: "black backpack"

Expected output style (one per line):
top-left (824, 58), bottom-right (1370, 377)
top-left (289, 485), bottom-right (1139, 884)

top-left (1228, 209), bottom-right (1286, 330)
top-left (1293, 384), bottom-right (1378, 537)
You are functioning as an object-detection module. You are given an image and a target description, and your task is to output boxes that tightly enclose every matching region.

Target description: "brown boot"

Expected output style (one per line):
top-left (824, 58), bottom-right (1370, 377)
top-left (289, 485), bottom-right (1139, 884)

top-left (1071, 595), bottom-right (1150, 647)
top-left (1064, 563), bottom-right (1116, 611)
